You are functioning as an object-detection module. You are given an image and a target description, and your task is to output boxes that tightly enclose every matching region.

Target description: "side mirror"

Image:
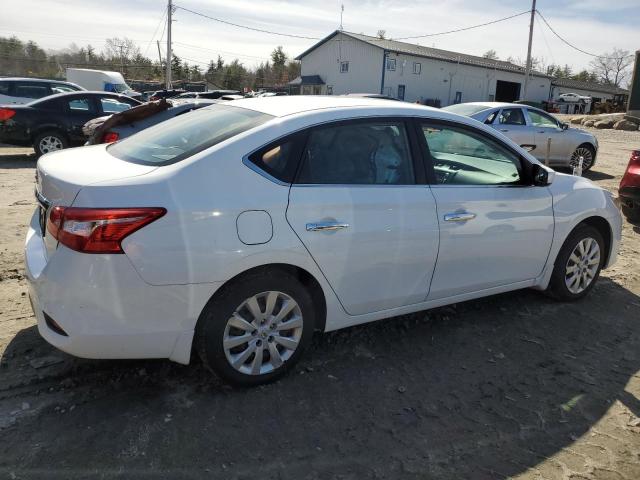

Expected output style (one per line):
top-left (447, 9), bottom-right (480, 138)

top-left (561, 122), bottom-right (569, 131)
top-left (532, 164), bottom-right (553, 186)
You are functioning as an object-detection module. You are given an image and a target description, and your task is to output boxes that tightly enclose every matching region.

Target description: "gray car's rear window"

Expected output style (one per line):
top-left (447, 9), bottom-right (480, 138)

top-left (441, 104), bottom-right (492, 117)
top-left (108, 104), bottom-right (273, 165)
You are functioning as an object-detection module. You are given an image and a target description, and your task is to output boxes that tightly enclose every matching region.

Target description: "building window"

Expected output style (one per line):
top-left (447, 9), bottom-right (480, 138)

top-left (313, 85), bottom-right (322, 95)
top-left (454, 91), bottom-right (462, 104)
top-left (340, 61), bottom-right (349, 73)
top-left (398, 85), bottom-right (405, 101)
top-left (413, 62), bottom-right (421, 74)
top-left (386, 58), bottom-right (396, 71)
top-left (327, 85), bottom-right (333, 95)
top-left (384, 86), bottom-right (392, 97)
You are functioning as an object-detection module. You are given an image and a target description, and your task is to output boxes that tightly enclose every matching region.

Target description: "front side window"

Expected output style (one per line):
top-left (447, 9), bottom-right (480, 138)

top-left (109, 104), bottom-right (273, 165)
top-left (297, 121), bottom-right (414, 185)
top-left (498, 108), bottom-right (526, 125)
top-left (0, 81), bottom-right (10, 95)
top-left (422, 123), bottom-right (521, 185)
top-left (528, 110), bottom-right (559, 129)
top-left (340, 61), bottom-right (349, 73)
top-left (100, 97), bottom-right (133, 113)
top-left (52, 83), bottom-right (79, 94)
top-left (386, 58), bottom-right (396, 71)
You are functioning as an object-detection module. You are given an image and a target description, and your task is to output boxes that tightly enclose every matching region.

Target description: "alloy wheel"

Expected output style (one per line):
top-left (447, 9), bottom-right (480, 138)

top-left (564, 237), bottom-right (600, 294)
top-left (223, 291), bottom-right (303, 375)
top-left (570, 147), bottom-right (594, 170)
top-left (39, 136), bottom-right (64, 154)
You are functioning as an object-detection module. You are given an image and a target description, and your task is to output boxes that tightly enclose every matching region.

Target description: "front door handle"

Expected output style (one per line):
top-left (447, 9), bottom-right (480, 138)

top-left (500, 129), bottom-right (509, 132)
top-left (444, 212), bottom-right (476, 222)
top-left (306, 221), bottom-right (350, 232)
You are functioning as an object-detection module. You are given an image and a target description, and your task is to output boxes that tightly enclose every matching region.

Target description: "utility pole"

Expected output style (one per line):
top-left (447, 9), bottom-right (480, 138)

top-left (166, 0), bottom-right (172, 90)
top-left (156, 40), bottom-right (163, 65)
top-left (522, 0), bottom-right (536, 101)
top-left (339, 4), bottom-right (344, 31)
top-left (118, 44), bottom-right (125, 75)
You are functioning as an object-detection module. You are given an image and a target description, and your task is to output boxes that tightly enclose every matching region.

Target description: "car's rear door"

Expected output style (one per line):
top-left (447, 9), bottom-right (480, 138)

top-left (286, 118), bottom-right (440, 316)
top-left (419, 120), bottom-right (554, 300)
top-left (489, 107), bottom-right (536, 151)
top-left (60, 95), bottom-right (100, 143)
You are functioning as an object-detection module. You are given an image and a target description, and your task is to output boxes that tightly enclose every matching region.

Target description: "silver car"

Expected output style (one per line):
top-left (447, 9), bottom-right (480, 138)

top-left (443, 102), bottom-right (598, 170)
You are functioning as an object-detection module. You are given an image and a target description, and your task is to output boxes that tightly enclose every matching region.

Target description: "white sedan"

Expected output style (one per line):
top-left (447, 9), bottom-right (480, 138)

top-left (25, 97), bottom-right (622, 386)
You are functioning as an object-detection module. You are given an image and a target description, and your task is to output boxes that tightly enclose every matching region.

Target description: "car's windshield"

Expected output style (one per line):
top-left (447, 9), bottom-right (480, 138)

top-left (111, 83), bottom-right (129, 93)
top-left (108, 104), bottom-right (273, 165)
top-left (441, 104), bottom-right (492, 117)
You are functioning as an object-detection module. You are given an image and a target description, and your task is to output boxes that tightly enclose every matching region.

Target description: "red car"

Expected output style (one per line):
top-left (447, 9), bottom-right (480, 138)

top-left (619, 149), bottom-right (640, 226)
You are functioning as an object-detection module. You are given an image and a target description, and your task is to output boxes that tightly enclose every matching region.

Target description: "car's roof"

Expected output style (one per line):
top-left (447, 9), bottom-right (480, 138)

top-left (0, 77), bottom-right (76, 84)
top-left (452, 102), bottom-right (524, 110)
top-left (29, 91), bottom-right (139, 104)
top-left (227, 95), bottom-right (434, 117)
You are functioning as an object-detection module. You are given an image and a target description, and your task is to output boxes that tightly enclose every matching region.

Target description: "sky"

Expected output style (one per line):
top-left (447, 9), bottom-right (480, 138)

top-left (1, 0), bottom-right (638, 72)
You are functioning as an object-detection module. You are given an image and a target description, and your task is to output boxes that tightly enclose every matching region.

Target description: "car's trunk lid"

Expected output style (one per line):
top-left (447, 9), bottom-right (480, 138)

top-left (35, 144), bottom-right (157, 257)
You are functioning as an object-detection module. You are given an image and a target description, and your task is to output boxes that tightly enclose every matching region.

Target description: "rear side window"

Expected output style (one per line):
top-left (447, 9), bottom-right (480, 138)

top-left (15, 83), bottom-right (50, 99)
top-left (108, 104), bottom-right (273, 165)
top-left (498, 108), bottom-right (526, 125)
top-left (296, 121), bottom-right (415, 185)
top-left (100, 98), bottom-right (133, 113)
top-left (51, 83), bottom-right (79, 94)
top-left (0, 81), bottom-right (9, 95)
top-left (248, 132), bottom-right (306, 183)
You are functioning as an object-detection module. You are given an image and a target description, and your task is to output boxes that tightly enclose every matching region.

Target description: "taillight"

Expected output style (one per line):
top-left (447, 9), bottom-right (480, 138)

top-left (48, 207), bottom-right (166, 253)
top-left (149, 95), bottom-right (159, 101)
top-left (101, 131), bottom-right (119, 143)
top-left (630, 150), bottom-right (640, 165)
top-left (0, 108), bottom-right (16, 121)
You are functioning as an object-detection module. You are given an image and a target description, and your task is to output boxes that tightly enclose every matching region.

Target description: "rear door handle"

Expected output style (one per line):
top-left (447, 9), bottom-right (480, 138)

top-left (306, 221), bottom-right (350, 232)
top-left (500, 129), bottom-right (509, 132)
top-left (444, 212), bottom-right (476, 222)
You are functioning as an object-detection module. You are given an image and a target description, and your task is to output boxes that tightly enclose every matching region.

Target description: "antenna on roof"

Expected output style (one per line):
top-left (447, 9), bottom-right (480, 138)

top-left (340, 4), bottom-right (344, 31)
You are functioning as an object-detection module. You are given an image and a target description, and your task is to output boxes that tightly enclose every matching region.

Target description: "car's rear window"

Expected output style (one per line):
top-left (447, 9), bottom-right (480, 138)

top-left (108, 104), bottom-right (273, 165)
top-left (441, 104), bottom-right (491, 117)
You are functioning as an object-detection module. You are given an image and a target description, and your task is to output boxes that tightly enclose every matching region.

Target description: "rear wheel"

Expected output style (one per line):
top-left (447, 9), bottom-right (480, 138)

top-left (545, 225), bottom-right (604, 301)
top-left (569, 144), bottom-right (595, 171)
top-left (33, 131), bottom-right (68, 158)
top-left (196, 270), bottom-right (315, 386)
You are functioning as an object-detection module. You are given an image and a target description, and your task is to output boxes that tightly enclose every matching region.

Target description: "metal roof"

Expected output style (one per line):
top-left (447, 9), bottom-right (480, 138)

top-left (296, 30), bottom-right (548, 78)
top-left (550, 77), bottom-right (628, 95)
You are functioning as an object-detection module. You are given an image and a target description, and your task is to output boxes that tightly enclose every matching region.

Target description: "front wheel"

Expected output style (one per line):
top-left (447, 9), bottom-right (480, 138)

top-left (196, 270), bottom-right (315, 386)
top-left (545, 225), bottom-right (605, 301)
top-left (569, 144), bottom-right (595, 171)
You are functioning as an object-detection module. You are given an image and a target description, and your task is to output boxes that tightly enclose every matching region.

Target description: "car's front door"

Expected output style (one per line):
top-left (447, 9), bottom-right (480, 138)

top-left (526, 108), bottom-right (570, 164)
top-left (286, 119), bottom-right (440, 316)
top-left (490, 107), bottom-right (535, 151)
top-left (419, 121), bottom-right (554, 300)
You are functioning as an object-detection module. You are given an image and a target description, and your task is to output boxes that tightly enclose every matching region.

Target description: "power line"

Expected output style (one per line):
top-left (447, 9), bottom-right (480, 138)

top-left (143, 7), bottom-right (167, 57)
top-left (173, 41), bottom-right (270, 62)
top-left (173, 4), bottom-right (322, 40)
top-left (535, 10), bottom-right (633, 60)
top-left (392, 10), bottom-right (530, 40)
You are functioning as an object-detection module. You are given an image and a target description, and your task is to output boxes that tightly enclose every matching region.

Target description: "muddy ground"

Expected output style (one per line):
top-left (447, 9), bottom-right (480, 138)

top-left (0, 129), bottom-right (639, 479)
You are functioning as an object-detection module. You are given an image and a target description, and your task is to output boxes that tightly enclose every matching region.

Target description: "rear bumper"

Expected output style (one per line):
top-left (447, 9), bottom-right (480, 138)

top-left (24, 209), bottom-right (220, 364)
top-left (619, 186), bottom-right (640, 226)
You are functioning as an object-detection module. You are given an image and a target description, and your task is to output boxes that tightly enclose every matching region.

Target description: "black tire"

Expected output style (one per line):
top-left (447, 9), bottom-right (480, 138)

top-left (33, 130), bottom-right (68, 158)
top-left (545, 224), bottom-right (605, 301)
top-left (570, 144), bottom-right (596, 171)
top-left (196, 270), bottom-right (316, 386)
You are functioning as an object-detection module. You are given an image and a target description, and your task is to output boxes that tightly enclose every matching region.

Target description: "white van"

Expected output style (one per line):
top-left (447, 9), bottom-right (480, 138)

top-left (0, 78), bottom-right (84, 105)
top-left (66, 69), bottom-right (141, 99)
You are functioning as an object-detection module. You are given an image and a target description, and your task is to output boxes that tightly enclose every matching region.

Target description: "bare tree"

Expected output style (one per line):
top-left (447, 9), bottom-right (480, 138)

top-left (482, 49), bottom-right (499, 60)
top-left (590, 48), bottom-right (632, 87)
top-left (376, 30), bottom-right (386, 39)
top-left (104, 37), bottom-right (140, 62)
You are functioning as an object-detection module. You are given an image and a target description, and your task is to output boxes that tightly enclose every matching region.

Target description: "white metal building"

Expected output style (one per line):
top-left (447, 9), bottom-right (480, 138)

top-left (549, 77), bottom-right (628, 104)
top-left (292, 31), bottom-right (552, 106)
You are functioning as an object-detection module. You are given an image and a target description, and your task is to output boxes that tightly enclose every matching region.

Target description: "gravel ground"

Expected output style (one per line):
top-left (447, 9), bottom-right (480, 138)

top-left (0, 129), bottom-right (639, 479)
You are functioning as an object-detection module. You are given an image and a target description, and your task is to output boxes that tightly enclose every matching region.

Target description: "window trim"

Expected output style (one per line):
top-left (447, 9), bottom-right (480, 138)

top-left (414, 118), bottom-right (533, 187)
top-left (292, 117), bottom-right (426, 187)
